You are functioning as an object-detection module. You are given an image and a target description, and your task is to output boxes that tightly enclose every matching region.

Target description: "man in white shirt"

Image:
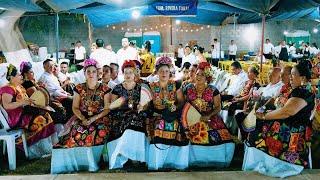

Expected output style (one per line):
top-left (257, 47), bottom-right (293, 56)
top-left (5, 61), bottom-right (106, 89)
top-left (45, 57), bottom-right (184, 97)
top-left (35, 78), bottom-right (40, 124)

top-left (182, 46), bottom-right (197, 67)
top-left (221, 61), bottom-right (248, 101)
top-left (105, 44), bottom-right (118, 64)
top-left (90, 39), bottom-right (111, 67)
top-left (176, 43), bottom-right (184, 68)
top-left (263, 39), bottom-right (274, 60)
top-left (228, 40), bottom-right (237, 61)
top-left (117, 38), bottom-right (138, 69)
top-left (211, 38), bottom-right (220, 67)
top-left (74, 41), bottom-right (86, 69)
top-left (38, 59), bottom-right (73, 119)
top-left (260, 67), bottom-right (283, 99)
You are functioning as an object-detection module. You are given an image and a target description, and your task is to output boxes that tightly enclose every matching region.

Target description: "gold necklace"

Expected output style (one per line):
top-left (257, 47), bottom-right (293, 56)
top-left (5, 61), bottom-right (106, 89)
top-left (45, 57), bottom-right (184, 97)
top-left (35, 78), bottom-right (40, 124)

top-left (86, 83), bottom-right (99, 116)
top-left (123, 82), bottom-right (136, 109)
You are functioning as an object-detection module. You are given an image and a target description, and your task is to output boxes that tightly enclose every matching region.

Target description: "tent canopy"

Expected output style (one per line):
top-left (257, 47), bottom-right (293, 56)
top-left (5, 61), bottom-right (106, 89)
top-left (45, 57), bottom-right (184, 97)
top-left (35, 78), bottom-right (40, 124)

top-left (0, 0), bottom-right (319, 27)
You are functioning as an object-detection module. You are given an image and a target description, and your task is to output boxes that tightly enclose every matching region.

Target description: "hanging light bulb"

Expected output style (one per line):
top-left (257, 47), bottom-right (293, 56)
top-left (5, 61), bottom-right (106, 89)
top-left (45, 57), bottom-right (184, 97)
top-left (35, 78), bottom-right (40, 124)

top-left (196, 29), bottom-right (199, 32)
top-left (185, 29), bottom-right (188, 32)
top-left (207, 25), bottom-right (210, 28)
top-left (155, 26), bottom-right (158, 29)
top-left (140, 28), bottom-right (142, 31)
top-left (180, 29), bottom-right (183, 32)
top-left (121, 27), bottom-right (124, 30)
top-left (134, 28), bottom-right (137, 31)
top-left (112, 26), bottom-right (116, 29)
top-left (191, 29), bottom-right (193, 32)
top-left (201, 27), bottom-right (204, 30)
top-left (145, 28), bottom-right (148, 31)
top-left (132, 10), bottom-right (140, 19)
top-left (127, 28), bottom-right (130, 31)
top-left (150, 27), bottom-right (153, 30)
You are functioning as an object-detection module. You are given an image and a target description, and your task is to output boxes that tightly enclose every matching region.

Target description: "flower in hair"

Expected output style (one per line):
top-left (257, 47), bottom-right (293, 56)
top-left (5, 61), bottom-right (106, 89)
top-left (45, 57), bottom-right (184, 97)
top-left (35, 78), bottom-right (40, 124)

top-left (83, 58), bottom-right (98, 69)
top-left (156, 56), bottom-right (172, 67)
top-left (20, 61), bottom-right (32, 74)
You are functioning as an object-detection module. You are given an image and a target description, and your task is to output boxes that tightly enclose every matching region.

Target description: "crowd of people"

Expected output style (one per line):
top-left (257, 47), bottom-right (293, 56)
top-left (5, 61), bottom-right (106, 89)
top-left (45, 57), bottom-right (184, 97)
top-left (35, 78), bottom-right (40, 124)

top-left (1, 37), bottom-right (320, 178)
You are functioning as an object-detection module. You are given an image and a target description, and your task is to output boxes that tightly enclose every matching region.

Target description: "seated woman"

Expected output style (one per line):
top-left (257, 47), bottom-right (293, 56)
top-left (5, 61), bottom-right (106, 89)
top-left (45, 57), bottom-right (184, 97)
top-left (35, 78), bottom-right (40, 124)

top-left (181, 62), bottom-right (234, 167)
top-left (146, 57), bottom-right (189, 170)
top-left (0, 64), bottom-right (56, 159)
top-left (20, 61), bottom-right (67, 124)
top-left (243, 61), bottom-right (315, 178)
top-left (107, 60), bottom-right (148, 169)
top-left (51, 59), bottom-right (111, 174)
top-left (226, 66), bottom-right (260, 135)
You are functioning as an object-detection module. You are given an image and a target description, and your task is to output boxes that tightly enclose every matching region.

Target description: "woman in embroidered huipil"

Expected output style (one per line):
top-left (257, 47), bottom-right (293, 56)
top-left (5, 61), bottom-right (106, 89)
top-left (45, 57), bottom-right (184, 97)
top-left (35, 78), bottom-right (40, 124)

top-left (243, 61), bottom-right (315, 178)
top-left (146, 56), bottom-right (188, 170)
top-left (182, 62), bottom-right (234, 167)
top-left (107, 60), bottom-right (149, 169)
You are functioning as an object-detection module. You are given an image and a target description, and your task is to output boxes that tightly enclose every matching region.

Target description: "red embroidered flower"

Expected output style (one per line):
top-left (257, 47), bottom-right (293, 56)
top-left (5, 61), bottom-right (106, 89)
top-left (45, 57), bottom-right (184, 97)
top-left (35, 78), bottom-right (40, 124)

top-left (271, 122), bottom-right (281, 133)
top-left (85, 135), bottom-right (94, 146)
top-left (98, 129), bottom-right (107, 137)
top-left (187, 88), bottom-right (197, 101)
top-left (265, 137), bottom-right (283, 156)
top-left (66, 138), bottom-right (76, 148)
top-left (95, 137), bottom-right (103, 144)
top-left (288, 133), bottom-right (299, 152)
top-left (209, 116), bottom-right (225, 129)
top-left (305, 126), bottom-right (312, 141)
top-left (202, 88), bottom-right (213, 102)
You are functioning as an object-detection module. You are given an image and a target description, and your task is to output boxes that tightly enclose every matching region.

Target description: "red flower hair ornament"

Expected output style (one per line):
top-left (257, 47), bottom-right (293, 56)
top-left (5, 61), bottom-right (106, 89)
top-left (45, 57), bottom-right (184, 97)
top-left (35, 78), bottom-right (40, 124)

top-left (122, 60), bottom-right (137, 73)
top-left (198, 62), bottom-right (213, 82)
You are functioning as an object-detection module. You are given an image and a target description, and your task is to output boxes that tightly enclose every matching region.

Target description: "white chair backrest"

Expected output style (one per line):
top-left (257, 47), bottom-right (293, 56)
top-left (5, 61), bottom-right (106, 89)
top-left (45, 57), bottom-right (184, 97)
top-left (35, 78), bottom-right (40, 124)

top-left (0, 105), bottom-right (10, 130)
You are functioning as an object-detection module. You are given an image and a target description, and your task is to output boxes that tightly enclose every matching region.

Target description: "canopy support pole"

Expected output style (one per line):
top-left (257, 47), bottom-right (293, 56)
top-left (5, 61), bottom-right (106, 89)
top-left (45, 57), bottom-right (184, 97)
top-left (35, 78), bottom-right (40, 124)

top-left (55, 13), bottom-right (59, 64)
top-left (219, 25), bottom-right (222, 61)
top-left (170, 17), bottom-right (173, 45)
top-left (88, 21), bottom-right (93, 47)
top-left (260, 15), bottom-right (265, 72)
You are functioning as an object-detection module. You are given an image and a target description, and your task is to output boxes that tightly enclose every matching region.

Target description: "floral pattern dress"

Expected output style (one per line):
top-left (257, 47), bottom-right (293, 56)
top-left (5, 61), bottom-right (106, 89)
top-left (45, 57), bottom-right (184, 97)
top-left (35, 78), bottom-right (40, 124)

top-left (146, 80), bottom-right (188, 146)
top-left (248, 86), bottom-right (314, 167)
top-left (107, 83), bottom-right (147, 142)
top-left (182, 83), bottom-right (233, 145)
top-left (0, 85), bottom-right (55, 150)
top-left (55, 83), bottom-right (111, 148)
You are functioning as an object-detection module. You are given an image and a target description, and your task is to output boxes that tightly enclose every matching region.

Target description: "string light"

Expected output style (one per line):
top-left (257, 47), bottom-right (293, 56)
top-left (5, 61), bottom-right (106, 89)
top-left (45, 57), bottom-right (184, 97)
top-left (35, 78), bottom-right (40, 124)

top-left (201, 27), bottom-right (204, 30)
top-left (121, 27), bottom-right (124, 30)
top-left (191, 29), bottom-right (193, 32)
top-left (127, 28), bottom-right (130, 31)
top-left (207, 25), bottom-right (210, 28)
top-left (134, 28), bottom-right (137, 31)
top-left (145, 28), bottom-right (148, 31)
top-left (150, 27), bottom-right (153, 30)
top-left (196, 29), bottom-right (199, 31)
top-left (112, 26), bottom-right (115, 29)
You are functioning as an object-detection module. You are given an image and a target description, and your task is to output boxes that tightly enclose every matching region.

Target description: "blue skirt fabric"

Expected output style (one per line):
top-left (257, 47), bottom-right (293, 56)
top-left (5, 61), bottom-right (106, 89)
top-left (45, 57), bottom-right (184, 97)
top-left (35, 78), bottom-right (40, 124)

top-left (147, 144), bottom-right (189, 170)
top-left (242, 144), bottom-right (304, 178)
top-left (51, 145), bottom-right (104, 174)
top-left (189, 142), bottom-right (235, 167)
top-left (107, 129), bottom-right (148, 169)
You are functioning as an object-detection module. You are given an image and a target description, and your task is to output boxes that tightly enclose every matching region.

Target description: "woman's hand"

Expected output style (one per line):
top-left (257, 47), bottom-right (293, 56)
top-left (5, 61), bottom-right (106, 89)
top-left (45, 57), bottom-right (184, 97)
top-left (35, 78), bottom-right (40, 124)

top-left (255, 112), bottom-right (265, 120)
top-left (20, 98), bottom-right (34, 106)
top-left (84, 115), bottom-right (98, 126)
top-left (200, 115), bottom-right (211, 122)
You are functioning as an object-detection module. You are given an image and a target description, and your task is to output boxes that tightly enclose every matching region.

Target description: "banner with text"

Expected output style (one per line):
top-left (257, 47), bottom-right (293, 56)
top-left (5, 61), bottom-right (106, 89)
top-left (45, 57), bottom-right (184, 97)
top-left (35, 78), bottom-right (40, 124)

top-left (148, 0), bottom-right (198, 16)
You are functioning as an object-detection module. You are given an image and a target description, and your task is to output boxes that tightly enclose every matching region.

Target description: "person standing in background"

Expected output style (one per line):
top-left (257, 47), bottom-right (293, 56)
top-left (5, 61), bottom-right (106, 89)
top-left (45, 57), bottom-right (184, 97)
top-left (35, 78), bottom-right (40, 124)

top-left (176, 43), bottom-right (184, 68)
top-left (263, 39), bottom-right (274, 60)
top-left (74, 41), bottom-right (86, 69)
top-left (228, 40), bottom-right (237, 61)
top-left (211, 38), bottom-right (220, 67)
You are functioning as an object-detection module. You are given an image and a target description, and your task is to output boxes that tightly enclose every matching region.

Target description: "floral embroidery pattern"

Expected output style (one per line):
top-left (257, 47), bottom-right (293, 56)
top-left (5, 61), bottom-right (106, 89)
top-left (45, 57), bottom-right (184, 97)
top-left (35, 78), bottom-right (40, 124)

top-left (183, 83), bottom-right (233, 146)
top-left (55, 83), bottom-right (110, 148)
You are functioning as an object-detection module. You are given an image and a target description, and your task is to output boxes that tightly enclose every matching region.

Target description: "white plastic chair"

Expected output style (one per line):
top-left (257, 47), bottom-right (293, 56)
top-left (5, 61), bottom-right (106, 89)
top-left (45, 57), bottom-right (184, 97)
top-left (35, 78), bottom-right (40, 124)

top-left (0, 105), bottom-right (28, 170)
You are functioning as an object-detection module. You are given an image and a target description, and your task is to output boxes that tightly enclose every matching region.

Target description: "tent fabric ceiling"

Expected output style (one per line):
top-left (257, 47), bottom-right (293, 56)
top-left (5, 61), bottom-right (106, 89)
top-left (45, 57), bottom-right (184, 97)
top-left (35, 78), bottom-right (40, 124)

top-left (1, 0), bottom-right (319, 27)
top-left (0, 0), bottom-right (43, 12)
